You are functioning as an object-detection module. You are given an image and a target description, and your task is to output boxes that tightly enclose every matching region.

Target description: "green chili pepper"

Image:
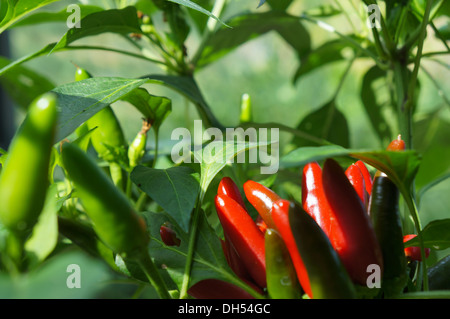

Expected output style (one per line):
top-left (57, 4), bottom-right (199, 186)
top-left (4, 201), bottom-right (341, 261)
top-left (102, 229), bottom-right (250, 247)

top-left (288, 202), bottom-right (356, 299)
top-left (74, 66), bottom-right (126, 188)
top-left (0, 93), bottom-right (57, 243)
top-left (61, 142), bottom-right (148, 258)
top-left (0, 93), bottom-right (57, 269)
top-left (369, 175), bottom-right (408, 297)
top-left (265, 228), bottom-right (302, 299)
top-left (61, 142), bottom-right (172, 299)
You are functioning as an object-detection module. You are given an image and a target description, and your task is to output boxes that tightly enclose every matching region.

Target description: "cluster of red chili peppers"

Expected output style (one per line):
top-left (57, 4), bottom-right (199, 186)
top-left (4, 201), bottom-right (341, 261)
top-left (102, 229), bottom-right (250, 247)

top-left (160, 136), bottom-right (429, 299)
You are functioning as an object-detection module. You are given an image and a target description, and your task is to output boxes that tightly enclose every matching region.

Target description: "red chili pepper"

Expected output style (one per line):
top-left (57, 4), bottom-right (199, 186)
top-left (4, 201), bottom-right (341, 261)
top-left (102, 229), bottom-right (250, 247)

top-left (160, 222), bottom-right (181, 247)
top-left (188, 279), bottom-right (256, 299)
top-left (271, 199), bottom-right (312, 298)
top-left (301, 162), bottom-right (345, 249)
top-left (218, 176), bottom-right (246, 209)
top-left (355, 160), bottom-right (373, 196)
top-left (243, 180), bottom-right (281, 230)
top-left (322, 158), bottom-right (383, 285)
top-left (215, 194), bottom-right (266, 288)
top-left (403, 234), bottom-right (430, 261)
top-left (345, 163), bottom-right (368, 206)
top-left (387, 134), bottom-right (406, 151)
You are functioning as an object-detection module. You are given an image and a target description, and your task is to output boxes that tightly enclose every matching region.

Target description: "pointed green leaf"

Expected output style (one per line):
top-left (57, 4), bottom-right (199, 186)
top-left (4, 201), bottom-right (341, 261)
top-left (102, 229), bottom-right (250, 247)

top-left (51, 7), bottom-right (142, 53)
top-left (51, 77), bottom-right (148, 142)
top-left (404, 219), bottom-right (450, 250)
top-left (122, 88), bottom-right (172, 132)
top-left (130, 166), bottom-right (200, 232)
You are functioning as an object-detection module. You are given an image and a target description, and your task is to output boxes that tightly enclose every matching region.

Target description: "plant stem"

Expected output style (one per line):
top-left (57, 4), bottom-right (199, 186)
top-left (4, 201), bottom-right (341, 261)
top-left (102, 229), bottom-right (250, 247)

top-left (179, 202), bottom-right (202, 299)
top-left (136, 251), bottom-right (172, 299)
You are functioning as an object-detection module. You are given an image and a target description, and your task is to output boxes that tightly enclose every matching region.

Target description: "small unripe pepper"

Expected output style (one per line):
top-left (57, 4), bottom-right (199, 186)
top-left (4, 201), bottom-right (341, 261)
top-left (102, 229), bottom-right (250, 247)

top-left (129, 119), bottom-right (151, 169)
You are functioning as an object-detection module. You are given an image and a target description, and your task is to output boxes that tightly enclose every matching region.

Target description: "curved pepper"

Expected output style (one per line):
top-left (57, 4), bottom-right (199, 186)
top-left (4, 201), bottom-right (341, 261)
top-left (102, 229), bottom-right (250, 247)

top-left (355, 160), bottom-right (373, 196)
top-left (271, 199), bottom-right (312, 298)
top-left (243, 180), bottom-right (281, 230)
top-left (288, 202), bottom-right (356, 299)
top-left (215, 194), bottom-right (266, 289)
top-left (0, 93), bottom-right (57, 242)
top-left (218, 176), bottom-right (246, 209)
top-left (369, 175), bottom-right (408, 297)
top-left (322, 158), bottom-right (383, 285)
top-left (61, 142), bottom-right (149, 259)
top-left (265, 228), bottom-right (302, 299)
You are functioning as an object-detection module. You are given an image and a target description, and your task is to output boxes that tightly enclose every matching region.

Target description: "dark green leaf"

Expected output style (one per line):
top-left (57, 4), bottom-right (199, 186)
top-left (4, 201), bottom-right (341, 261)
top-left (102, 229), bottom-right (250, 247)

top-left (51, 77), bottom-right (148, 142)
top-left (146, 74), bottom-right (224, 129)
top-left (196, 11), bottom-right (310, 68)
top-left (51, 7), bottom-right (142, 53)
top-left (404, 219), bottom-right (450, 250)
top-left (122, 88), bottom-right (172, 131)
top-left (143, 210), bottom-right (245, 290)
top-left (360, 65), bottom-right (392, 145)
top-left (0, 56), bottom-right (54, 110)
top-left (131, 166), bottom-right (200, 232)
top-left (290, 99), bottom-right (349, 148)
top-left (266, 0), bottom-right (293, 11)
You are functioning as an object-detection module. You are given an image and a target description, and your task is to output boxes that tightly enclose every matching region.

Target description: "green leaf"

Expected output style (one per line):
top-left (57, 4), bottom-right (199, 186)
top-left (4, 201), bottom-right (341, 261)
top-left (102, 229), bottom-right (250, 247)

top-left (51, 7), bottom-right (142, 53)
top-left (196, 11), bottom-right (310, 68)
top-left (281, 145), bottom-right (421, 192)
top-left (0, 56), bottom-right (54, 110)
top-left (51, 77), bottom-right (148, 142)
top-left (130, 166), bottom-right (200, 232)
top-left (290, 99), bottom-right (349, 148)
top-left (143, 210), bottom-right (250, 293)
top-left (10, 5), bottom-right (103, 28)
top-left (0, 0), bottom-right (59, 34)
top-left (293, 39), bottom-right (354, 83)
top-left (404, 219), bottom-right (450, 250)
top-left (266, 0), bottom-right (293, 11)
top-left (122, 88), bottom-right (172, 132)
top-left (166, 0), bottom-right (227, 27)
top-left (360, 66), bottom-right (392, 145)
top-left (196, 140), bottom-right (272, 201)
top-left (146, 74), bottom-right (224, 129)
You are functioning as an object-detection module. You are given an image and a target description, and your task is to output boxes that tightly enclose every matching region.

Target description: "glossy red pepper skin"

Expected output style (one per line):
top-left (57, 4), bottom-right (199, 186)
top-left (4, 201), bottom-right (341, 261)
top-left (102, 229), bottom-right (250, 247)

top-left (387, 135), bottom-right (405, 151)
top-left (272, 199), bottom-right (312, 298)
top-left (302, 162), bottom-right (345, 250)
top-left (160, 223), bottom-right (181, 247)
top-left (218, 177), bottom-right (246, 209)
top-left (355, 160), bottom-right (373, 196)
top-left (322, 158), bottom-right (383, 285)
top-left (243, 180), bottom-right (280, 230)
top-left (345, 163), bottom-right (367, 206)
top-left (215, 194), bottom-right (266, 289)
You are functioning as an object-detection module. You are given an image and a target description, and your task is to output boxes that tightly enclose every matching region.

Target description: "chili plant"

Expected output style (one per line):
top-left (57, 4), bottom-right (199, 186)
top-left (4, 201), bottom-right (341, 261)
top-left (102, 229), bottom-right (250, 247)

top-left (0, 0), bottom-right (449, 299)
